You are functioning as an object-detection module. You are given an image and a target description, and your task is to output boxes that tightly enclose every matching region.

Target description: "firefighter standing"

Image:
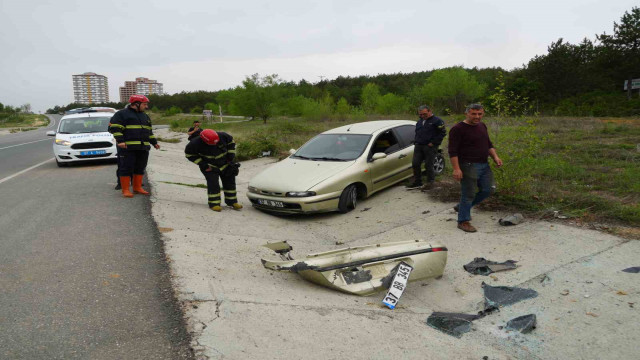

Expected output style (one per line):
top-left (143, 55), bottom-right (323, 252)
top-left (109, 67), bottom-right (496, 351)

top-left (185, 129), bottom-right (242, 212)
top-left (108, 95), bottom-right (160, 198)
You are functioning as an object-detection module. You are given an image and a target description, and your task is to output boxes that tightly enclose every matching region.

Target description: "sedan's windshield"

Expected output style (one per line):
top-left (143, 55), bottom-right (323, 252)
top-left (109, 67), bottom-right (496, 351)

top-left (58, 117), bottom-right (111, 134)
top-left (293, 134), bottom-right (371, 161)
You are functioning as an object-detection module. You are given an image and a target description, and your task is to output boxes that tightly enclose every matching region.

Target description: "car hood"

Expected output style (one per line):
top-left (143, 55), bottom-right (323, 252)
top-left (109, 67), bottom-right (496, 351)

top-left (250, 157), bottom-right (356, 192)
top-left (57, 132), bottom-right (114, 143)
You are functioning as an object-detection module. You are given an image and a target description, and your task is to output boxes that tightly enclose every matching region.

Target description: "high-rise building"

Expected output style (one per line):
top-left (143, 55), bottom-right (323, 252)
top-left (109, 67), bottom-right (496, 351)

top-left (72, 72), bottom-right (109, 104)
top-left (119, 77), bottom-right (164, 103)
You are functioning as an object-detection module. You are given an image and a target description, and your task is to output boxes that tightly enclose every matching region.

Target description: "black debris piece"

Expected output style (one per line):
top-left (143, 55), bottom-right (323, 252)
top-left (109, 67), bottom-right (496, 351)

top-left (482, 282), bottom-right (538, 308)
top-left (622, 267), bottom-right (640, 273)
top-left (360, 207), bottom-right (372, 212)
top-left (426, 307), bottom-right (497, 338)
top-left (426, 312), bottom-right (483, 338)
top-left (463, 258), bottom-right (518, 276)
top-left (505, 314), bottom-right (537, 333)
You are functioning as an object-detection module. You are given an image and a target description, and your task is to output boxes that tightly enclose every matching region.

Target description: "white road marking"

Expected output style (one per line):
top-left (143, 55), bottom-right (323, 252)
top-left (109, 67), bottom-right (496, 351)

top-left (0, 158), bottom-right (55, 185)
top-left (0, 138), bottom-right (52, 150)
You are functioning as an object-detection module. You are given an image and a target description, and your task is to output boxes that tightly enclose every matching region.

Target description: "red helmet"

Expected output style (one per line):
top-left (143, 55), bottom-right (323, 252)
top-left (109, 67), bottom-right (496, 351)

top-left (129, 95), bottom-right (149, 104)
top-left (200, 129), bottom-right (219, 145)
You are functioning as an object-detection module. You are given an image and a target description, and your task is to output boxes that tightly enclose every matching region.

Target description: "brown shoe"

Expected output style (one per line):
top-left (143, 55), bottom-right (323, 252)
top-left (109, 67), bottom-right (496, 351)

top-left (457, 221), bottom-right (477, 233)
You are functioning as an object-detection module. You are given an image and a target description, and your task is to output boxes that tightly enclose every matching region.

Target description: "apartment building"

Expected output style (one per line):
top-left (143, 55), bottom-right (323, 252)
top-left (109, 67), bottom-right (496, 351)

top-left (72, 72), bottom-right (109, 104)
top-left (119, 77), bottom-right (164, 103)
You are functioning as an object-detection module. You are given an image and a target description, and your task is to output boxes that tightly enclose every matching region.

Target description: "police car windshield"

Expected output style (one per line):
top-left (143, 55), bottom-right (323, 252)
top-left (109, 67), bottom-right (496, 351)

top-left (293, 134), bottom-right (371, 161)
top-left (59, 117), bottom-right (111, 134)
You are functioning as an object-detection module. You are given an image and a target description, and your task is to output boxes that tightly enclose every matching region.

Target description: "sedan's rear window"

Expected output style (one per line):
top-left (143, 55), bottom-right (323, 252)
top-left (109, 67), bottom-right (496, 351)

top-left (58, 117), bottom-right (111, 134)
top-left (293, 134), bottom-right (371, 161)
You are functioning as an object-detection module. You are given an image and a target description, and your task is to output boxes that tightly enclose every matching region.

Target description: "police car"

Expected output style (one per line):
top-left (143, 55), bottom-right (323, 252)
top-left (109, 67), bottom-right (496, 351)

top-left (47, 107), bottom-right (118, 167)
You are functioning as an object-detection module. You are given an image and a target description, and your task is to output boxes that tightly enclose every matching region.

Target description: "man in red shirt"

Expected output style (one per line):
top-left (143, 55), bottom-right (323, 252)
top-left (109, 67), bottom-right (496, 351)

top-left (448, 104), bottom-right (503, 232)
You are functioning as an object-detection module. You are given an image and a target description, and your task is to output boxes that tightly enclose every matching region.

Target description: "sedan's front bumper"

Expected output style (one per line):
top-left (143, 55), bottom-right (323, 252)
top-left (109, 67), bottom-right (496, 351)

top-left (53, 145), bottom-right (117, 163)
top-left (247, 190), bottom-right (342, 214)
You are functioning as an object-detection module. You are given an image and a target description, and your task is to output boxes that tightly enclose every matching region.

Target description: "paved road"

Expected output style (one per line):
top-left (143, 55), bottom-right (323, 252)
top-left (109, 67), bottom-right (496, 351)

top-left (0, 116), bottom-right (192, 359)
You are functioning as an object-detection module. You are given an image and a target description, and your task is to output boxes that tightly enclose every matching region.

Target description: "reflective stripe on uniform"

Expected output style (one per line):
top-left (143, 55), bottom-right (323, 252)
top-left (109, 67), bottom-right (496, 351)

top-left (125, 125), bottom-right (143, 129)
top-left (112, 132), bottom-right (123, 136)
top-left (228, 149), bottom-right (236, 153)
top-left (208, 193), bottom-right (221, 198)
top-left (193, 158), bottom-right (202, 164)
top-left (199, 152), bottom-right (227, 159)
top-left (149, 135), bottom-right (156, 139)
top-left (125, 141), bottom-right (142, 145)
top-left (208, 200), bottom-right (221, 204)
top-left (143, 142), bottom-right (150, 145)
top-left (223, 189), bottom-right (237, 193)
top-left (110, 124), bottom-right (125, 129)
top-left (142, 125), bottom-right (152, 130)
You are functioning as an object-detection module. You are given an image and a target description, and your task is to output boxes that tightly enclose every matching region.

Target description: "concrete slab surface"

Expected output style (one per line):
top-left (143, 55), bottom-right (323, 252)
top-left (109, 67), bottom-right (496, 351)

top-left (147, 129), bottom-right (638, 360)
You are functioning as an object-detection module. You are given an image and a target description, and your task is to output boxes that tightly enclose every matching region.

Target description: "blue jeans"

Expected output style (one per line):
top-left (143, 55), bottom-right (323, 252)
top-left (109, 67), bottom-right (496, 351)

top-left (458, 162), bottom-right (494, 223)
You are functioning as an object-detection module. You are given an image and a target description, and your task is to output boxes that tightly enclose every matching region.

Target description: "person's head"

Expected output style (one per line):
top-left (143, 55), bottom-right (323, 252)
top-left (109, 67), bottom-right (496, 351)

top-left (464, 104), bottom-right (485, 125)
top-left (193, 120), bottom-right (201, 127)
top-left (200, 129), bottom-right (219, 145)
top-left (129, 95), bottom-right (150, 112)
top-left (418, 105), bottom-right (433, 119)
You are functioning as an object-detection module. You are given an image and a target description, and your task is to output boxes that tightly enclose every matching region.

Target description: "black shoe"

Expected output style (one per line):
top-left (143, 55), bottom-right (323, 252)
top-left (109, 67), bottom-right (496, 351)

top-left (115, 184), bottom-right (121, 190)
top-left (405, 182), bottom-right (423, 189)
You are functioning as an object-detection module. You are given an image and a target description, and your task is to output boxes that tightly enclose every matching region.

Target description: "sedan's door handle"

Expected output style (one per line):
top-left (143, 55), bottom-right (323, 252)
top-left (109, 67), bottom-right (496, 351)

top-left (398, 154), bottom-right (407, 159)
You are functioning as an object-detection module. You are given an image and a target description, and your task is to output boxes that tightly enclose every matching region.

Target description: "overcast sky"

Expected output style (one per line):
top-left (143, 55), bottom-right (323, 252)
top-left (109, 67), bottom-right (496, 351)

top-left (0, 0), bottom-right (637, 112)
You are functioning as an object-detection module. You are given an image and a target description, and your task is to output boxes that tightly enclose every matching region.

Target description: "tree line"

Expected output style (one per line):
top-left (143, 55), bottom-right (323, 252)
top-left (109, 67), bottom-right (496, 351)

top-left (47, 7), bottom-right (640, 119)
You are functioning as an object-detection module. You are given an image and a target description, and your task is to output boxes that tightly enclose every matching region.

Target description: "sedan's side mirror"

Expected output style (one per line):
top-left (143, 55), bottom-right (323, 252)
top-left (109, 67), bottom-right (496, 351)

top-left (288, 148), bottom-right (297, 155)
top-left (371, 152), bottom-right (387, 161)
top-left (46, 131), bottom-right (56, 136)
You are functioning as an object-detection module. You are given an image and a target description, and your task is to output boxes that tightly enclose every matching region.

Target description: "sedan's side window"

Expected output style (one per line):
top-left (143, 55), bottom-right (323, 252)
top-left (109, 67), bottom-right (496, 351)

top-left (394, 125), bottom-right (415, 148)
top-left (370, 130), bottom-right (400, 155)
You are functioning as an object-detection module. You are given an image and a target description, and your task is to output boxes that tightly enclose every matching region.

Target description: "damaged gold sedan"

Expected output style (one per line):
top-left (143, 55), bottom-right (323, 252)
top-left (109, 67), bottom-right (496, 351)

top-left (261, 240), bottom-right (448, 296)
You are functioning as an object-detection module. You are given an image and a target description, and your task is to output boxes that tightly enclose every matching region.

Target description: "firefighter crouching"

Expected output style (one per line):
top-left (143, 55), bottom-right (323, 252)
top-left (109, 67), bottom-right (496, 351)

top-left (185, 129), bottom-right (242, 212)
top-left (108, 95), bottom-right (160, 198)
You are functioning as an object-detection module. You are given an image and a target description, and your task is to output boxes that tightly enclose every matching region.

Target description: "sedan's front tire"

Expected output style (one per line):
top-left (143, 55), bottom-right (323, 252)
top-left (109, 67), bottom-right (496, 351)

top-left (338, 184), bottom-right (358, 213)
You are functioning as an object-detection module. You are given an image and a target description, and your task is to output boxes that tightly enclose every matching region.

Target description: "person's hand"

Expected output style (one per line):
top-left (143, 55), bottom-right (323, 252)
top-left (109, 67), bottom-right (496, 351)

top-left (493, 157), bottom-right (503, 167)
top-left (117, 142), bottom-right (127, 149)
top-left (453, 168), bottom-right (463, 181)
top-left (154, 144), bottom-right (160, 150)
top-left (205, 166), bottom-right (212, 172)
top-left (428, 143), bottom-right (433, 147)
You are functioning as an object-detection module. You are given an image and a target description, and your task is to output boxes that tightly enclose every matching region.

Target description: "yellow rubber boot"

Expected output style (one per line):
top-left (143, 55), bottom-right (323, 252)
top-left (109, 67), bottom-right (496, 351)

top-left (231, 203), bottom-right (243, 210)
top-left (211, 205), bottom-right (222, 212)
top-left (133, 174), bottom-right (149, 195)
top-left (120, 176), bottom-right (134, 198)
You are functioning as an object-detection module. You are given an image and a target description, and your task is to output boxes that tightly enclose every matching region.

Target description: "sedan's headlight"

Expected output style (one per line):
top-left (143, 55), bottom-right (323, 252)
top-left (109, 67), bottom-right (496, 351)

top-left (55, 139), bottom-right (72, 146)
top-left (286, 191), bottom-right (316, 197)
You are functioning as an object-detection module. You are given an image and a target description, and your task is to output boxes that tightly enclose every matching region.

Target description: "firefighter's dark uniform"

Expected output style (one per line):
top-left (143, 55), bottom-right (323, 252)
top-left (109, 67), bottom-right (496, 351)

top-left (184, 132), bottom-right (238, 208)
top-left (108, 107), bottom-right (157, 176)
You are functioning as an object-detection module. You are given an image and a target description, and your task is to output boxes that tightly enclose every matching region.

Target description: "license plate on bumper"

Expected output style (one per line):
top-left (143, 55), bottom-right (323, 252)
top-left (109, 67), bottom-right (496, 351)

top-left (257, 199), bottom-right (285, 208)
top-left (382, 262), bottom-right (413, 309)
top-left (80, 150), bottom-right (106, 155)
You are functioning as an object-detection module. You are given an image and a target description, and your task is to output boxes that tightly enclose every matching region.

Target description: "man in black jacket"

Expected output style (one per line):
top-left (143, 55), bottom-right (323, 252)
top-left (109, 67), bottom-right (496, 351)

top-left (406, 105), bottom-right (447, 190)
top-left (108, 95), bottom-right (160, 198)
top-left (185, 129), bottom-right (242, 212)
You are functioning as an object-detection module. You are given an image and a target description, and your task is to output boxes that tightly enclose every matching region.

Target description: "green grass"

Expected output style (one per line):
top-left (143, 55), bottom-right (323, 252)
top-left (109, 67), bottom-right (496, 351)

top-left (0, 114), bottom-right (49, 128)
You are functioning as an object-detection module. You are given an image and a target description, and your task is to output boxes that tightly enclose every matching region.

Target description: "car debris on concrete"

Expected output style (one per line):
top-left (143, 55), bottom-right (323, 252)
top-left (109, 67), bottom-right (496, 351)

top-left (503, 314), bottom-right (537, 333)
top-left (483, 282), bottom-right (538, 308)
top-left (463, 257), bottom-right (518, 276)
top-left (621, 266), bottom-right (640, 273)
top-left (261, 240), bottom-right (448, 296)
top-left (426, 312), bottom-right (485, 338)
top-left (498, 213), bottom-right (524, 226)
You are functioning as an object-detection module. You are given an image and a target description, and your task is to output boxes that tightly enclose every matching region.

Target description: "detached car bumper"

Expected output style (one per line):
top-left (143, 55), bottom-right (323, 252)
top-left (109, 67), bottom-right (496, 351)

top-left (247, 190), bottom-right (342, 213)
